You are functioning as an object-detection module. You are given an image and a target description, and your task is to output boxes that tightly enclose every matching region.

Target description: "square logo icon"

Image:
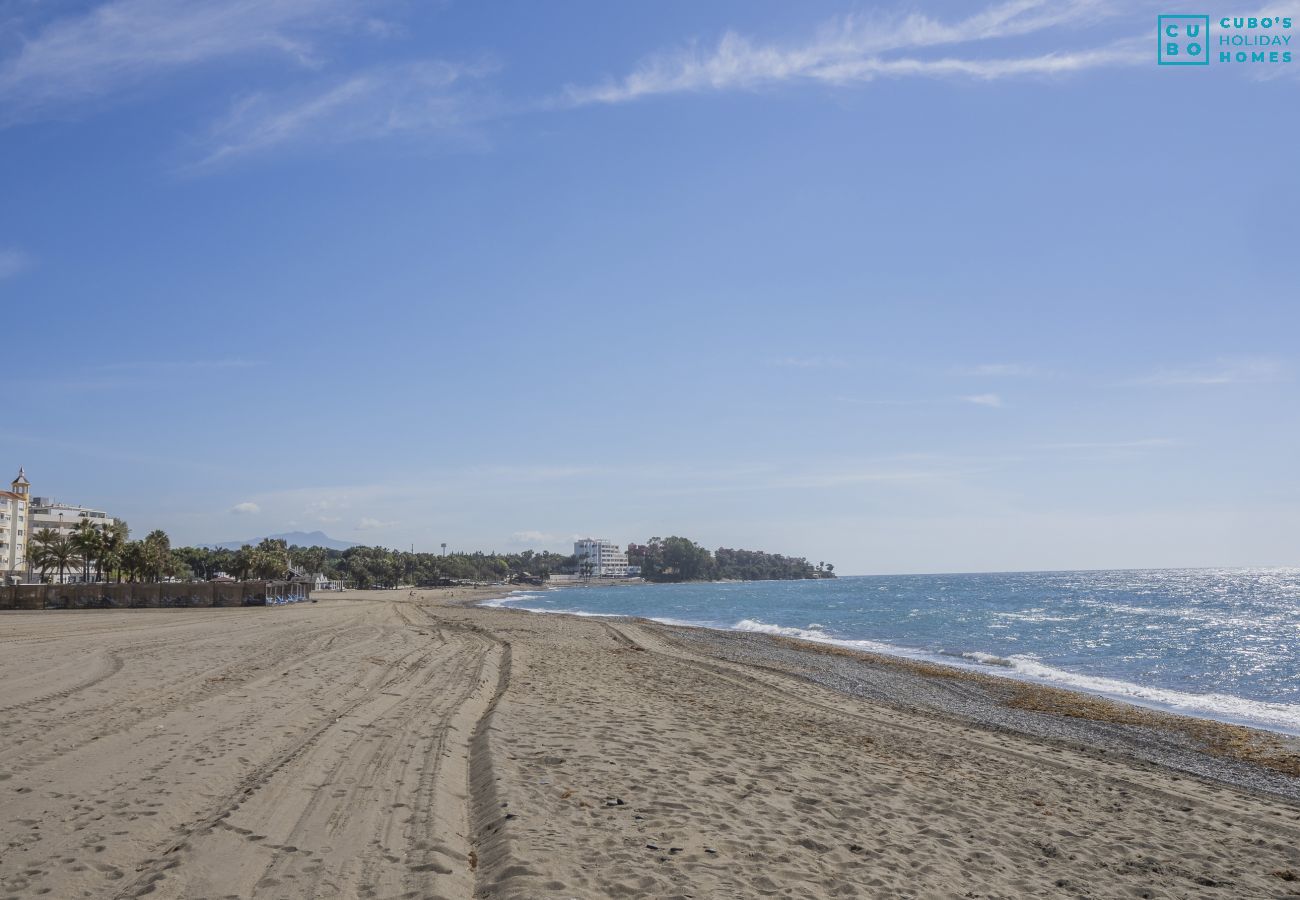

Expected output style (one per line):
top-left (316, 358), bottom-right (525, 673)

top-left (1158, 15), bottom-right (1211, 65)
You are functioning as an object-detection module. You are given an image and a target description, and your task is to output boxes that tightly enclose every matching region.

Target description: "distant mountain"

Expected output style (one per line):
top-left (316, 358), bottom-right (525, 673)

top-left (207, 530), bottom-right (358, 551)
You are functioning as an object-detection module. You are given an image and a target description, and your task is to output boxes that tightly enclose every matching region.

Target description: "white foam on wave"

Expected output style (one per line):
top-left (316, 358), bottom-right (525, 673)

top-left (731, 618), bottom-right (935, 660)
top-left (477, 590), bottom-right (544, 609)
top-left (729, 618), bottom-right (1300, 736)
top-left (957, 650), bottom-right (1014, 667)
top-left (477, 591), bottom-right (702, 627)
top-left (994, 611), bottom-right (1078, 623)
top-left (998, 656), bottom-right (1300, 735)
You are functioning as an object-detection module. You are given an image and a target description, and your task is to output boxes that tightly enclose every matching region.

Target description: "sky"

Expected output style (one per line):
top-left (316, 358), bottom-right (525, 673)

top-left (1, 0), bottom-right (1297, 574)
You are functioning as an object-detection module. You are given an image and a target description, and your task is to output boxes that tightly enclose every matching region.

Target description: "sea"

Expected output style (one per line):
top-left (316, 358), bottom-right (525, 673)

top-left (483, 568), bottom-right (1300, 735)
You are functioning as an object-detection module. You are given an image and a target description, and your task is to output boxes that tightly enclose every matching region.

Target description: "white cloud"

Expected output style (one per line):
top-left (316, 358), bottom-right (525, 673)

top-left (189, 60), bottom-right (493, 169)
top-left (962, 393), bottom-right (1004, 407)
top-left (230, 501), bottom-right (261, 515)
top-left (0, 0), bottom-right (380, 122)
top-left (1132, 357), bottom-right (1290, 386)
top-left (356, 516), bottom-right (396, 531)
top-left (0, 248), bottom-right (29, 280)
top-left (560, 0), bottom-right (1143, 106)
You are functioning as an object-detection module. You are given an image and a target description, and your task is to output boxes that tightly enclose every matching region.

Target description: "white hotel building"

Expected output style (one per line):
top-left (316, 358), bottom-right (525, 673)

top-left (573, 538), bottom-right (630, 577)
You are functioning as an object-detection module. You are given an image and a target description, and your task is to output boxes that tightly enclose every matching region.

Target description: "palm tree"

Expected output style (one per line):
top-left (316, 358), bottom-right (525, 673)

top-left (231, 545), bottom-right (254, 581)
top-left (100, 521), bottom-right (128, 581)
top-left (70, 520), bottom-right (104, 583)
top-left (29, 528), bottom-right (59, 582)
top-left (31, 529), bottom-right (80, 585)
top-left (120, 541), bottom-right (148, 583)
top-left (142, 530), bottom-right (171, 582)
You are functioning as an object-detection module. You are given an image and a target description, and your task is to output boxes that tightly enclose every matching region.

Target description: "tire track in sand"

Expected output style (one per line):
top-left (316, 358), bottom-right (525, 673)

top-left (117, 600), bottom-right (510, 900)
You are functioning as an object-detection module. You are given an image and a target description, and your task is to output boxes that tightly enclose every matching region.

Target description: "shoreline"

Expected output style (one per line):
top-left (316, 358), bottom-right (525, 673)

top-left (477, 590), bottom-right (1300, 801)
top-left (486, 584), bottom-right (1300, 741)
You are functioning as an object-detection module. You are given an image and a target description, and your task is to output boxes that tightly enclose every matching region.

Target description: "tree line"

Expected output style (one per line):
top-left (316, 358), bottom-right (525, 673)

top-left (178, 544), bottom-right (578, 589)
top-left (629, 536), bottom-right (833, 583)
top-left (25, 523), bottom-right (833, 587)
top-left (27, 520), bottom-right (183, 584)
top-left (27, 522), bottom-right (297, 584)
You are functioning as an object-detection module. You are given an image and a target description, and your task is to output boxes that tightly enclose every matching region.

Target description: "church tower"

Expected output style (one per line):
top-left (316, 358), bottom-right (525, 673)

top-left (11, 466), bottom-right (29, 498)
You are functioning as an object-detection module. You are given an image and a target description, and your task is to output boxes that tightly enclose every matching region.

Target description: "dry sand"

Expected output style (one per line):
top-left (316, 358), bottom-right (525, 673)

top-left (2, 589), bottom-right (1298, 898)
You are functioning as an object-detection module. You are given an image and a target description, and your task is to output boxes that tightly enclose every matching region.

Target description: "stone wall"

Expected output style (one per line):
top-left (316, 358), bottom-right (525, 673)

top-left (0, 581), bottom-right (310, 610)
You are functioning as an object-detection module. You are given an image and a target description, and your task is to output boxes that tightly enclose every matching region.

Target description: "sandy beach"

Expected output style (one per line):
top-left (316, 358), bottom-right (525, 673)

top-left (2, 589), bottom-right (1298, 899)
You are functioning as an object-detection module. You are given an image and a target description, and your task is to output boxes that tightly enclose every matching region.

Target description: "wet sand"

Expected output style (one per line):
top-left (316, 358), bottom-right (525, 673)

top-left (1, 588), bottom-right (1297, 898)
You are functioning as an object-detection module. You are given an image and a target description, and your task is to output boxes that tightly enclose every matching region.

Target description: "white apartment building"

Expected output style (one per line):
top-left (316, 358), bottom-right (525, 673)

top-left (573, 538), bottom-right (630, 577)
top-left (1, 468), bottom-right (31, 583)
top-left (29, 497), bottom-right (119, 537)
top-left (28, 495), bottom-right (121, 584)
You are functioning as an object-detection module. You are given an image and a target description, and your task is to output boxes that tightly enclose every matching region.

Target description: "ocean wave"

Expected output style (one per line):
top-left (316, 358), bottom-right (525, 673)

top-left (477, 593), bottom-right (702, 626)
top-left (999, 656), bottom-right (1300, 735)
top-left (994, 612), bottom-right (1078, 623)
top-left (478, 590), bottom-right (544, 609)
top-left (729, 619), bottom-right (1300, 735)
top-left (942, 650), bottom-right (1014, 667)
top-left (731, 619), bottom-right (934, 660)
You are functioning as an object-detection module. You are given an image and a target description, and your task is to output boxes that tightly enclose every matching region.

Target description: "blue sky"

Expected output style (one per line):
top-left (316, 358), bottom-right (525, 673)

top-left (2, 0), bottom-right (1297, 574)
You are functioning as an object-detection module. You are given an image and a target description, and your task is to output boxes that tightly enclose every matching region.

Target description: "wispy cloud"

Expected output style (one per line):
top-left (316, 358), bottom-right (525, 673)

top-left (305, 497), bottom-right (349, 525)
top-left (230, 501), bottom-right (261, 515)
top-left (0, 0), bottom-right (381, 123)
top-left (97, 358), bottom-right (265, 371)
top-left (770, 355), bottom-right (850, 369)
top-left (834, 396), bottom-right (916, 406)
top-left (962, 393), bottom-right (1005, 407)
top-left (560, 0), bottom-right (1144, 106)
top-left (357, 516), bottom-right (397, 531)
top-left (0, 247), bottom-right (29, 280)
top-left (189, 60), bottom-right (494, 169)
top-left (510, 530), bottom-right (583, 545)
top-left (956, 362), bottom-right (1037, 377)
top-left (1131, 357), bottom-right (1290, 387)
top-left (14, 358), bottom-right (267, 395)
top-left (1034, 438), bottom-right (1175, 450)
